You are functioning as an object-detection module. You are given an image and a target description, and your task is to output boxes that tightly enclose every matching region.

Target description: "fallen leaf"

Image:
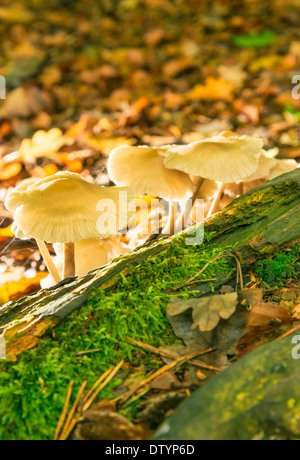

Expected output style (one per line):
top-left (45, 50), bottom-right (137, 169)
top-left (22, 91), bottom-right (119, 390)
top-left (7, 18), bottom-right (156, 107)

top-left (0, 163), bottom-right (22, 180)
top-left (150, 372), bottom-right (179, 390)
top-left (73, 407), bottom-right (144, 440)
top-left (236, 302), bottom-right (300, 356)
top-left (0, 272), bottom-right (48, 305)
top-left (0, 225), bottom-right (15, 242)
top-left (0, 86), bottom-right (51, 119)
top-left (187, 78), bottom-right (234, 102)
top-left (232, 30), bottom-right (277, 48)
top-left (166, 296), bottom-right (250, 370)
top-left (19, 128), bottom-right (66, 159)
top-left (84, 135), bottom-right (135, 155)
top-left (167, 293), bottom-right (238, 332)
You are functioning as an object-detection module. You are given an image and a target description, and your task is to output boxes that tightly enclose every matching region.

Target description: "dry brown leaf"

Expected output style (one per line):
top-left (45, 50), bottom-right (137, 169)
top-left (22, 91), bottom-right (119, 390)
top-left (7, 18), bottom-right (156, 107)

top-left (167, 292), bottom-right (238, 332)
top-left (236, 302), bottom-right (300, 357)
top-left (73, 407), bottom-right (144, 441)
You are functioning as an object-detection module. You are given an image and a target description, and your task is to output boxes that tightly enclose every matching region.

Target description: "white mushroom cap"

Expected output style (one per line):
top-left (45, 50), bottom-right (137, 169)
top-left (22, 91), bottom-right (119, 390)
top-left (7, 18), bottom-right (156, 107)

top-left (268, 159), bottom-right (298, 180)
top-left (5, 171), bottom-right (134, 243)
top-left (241, 154), bottom-right (278, 182)
top-left (54, 237), bottom-right (129, 277)
top-left (243, 155), bottom-right (297, 182)
top-left (11, 221), bottom-right (27, 239)
top-left (107, 145), bottom-right (195, 202)
top-left (163, 132), bottom-right (263, 183)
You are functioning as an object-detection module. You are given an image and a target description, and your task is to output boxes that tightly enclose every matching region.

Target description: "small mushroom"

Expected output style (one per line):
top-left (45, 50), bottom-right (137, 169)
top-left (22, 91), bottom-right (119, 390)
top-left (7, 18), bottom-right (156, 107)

top-left (107, 145), bottom-right (194, 234)
top-left (8, 178), bottom-right (61, 284)
top-left (241, 153), bottom-right (278, 183)
top-left (41, 237), bottom-right (129, 288)
top-left (164, 131), bottom-right (263, 224)
top-left (267, 158), bottom-right (297, 180)
top-left (237, 155), bottom-right (297, 195)
top-left (5, 172), bottom-right (134, 281)
top-left (55, 237), bottom-right (130, 277)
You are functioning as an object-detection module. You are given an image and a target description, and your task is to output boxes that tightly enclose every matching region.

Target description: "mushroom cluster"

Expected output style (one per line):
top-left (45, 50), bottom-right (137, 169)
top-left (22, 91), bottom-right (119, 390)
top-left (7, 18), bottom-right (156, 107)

top-left (108, 145), bottom-right (194, 234)
top-left (5, 172), bottom-right (133, 286)
top-left (6, 131), bottom-right (297, 291)
top-left (108, 132), bottom-right (298, 236)
top-left (108, 132), bottom-right (264, 233)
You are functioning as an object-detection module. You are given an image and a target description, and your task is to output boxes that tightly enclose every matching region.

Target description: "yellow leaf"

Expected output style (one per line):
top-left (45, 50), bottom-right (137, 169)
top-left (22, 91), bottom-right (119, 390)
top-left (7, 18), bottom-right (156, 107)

top-left (19, 128), bottom-right (66, 159)
top-left (0, 273), bottom-right (48, 305)
top-left (0, 163), bottom-right (22, 180)
top-left (85, 136), bottom-right (135, 155)
top-left (187, 77), bottom-right (234, 101)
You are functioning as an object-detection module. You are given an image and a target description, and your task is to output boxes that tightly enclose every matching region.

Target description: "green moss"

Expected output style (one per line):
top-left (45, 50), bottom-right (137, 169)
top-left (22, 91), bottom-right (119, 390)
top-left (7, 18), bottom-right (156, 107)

top-left (254, 245), bottom-right (300, 288)
top-left (0, 233), bottom-right (232, 440)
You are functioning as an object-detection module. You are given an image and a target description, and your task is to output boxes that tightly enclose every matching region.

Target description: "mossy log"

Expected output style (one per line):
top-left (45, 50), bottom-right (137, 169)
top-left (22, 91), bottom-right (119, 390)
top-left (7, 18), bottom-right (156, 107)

top-left (0, 169), bottom-right (299, 360)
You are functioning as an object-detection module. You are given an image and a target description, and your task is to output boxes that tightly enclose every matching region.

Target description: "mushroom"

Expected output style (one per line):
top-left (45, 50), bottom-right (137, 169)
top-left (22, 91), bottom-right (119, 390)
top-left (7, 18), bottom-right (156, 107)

top-left (267, 158), bottom-right (297, 180)
top-left (5, 172), bottom-right (134, 281)
top-left (8, 178), bottom-right (61, 284)
top-left (41, 236), bottom-right (129, 289)
top-left (55, 237), bottom-right (129, 277)
top-left (237, 155), bottom-right (298, 195)
top-left (163, 131), bottom-right (263, 224)
top-left (107, 145), bottom-right (194, 234)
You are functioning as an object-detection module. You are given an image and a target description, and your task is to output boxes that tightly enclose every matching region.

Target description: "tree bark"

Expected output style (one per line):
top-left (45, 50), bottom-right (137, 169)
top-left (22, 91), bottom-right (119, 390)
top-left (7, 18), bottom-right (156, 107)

top-left (0, 170), bottom-right (299, 360)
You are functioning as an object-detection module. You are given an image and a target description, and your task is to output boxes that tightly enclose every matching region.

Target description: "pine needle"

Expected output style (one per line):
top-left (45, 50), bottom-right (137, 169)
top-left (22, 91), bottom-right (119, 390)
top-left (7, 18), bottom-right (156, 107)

top-left (82, 360), bottom-right (124, 412)
top-left (53, 380), bottom-right (74, 440)
top-left (118, 350), bottom-right (212, 406)
top-left (59, 381), bottom-right (87, 440)
top-left (83, 367), bottom-right (113, 406)
top-left (126, 336), bottom-right (220, 372)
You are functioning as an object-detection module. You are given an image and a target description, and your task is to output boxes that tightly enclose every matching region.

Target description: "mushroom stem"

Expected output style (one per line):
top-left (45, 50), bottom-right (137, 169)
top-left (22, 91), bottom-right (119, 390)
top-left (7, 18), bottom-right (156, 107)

top-left (239, 182), bottom-right (244, 197)
top-left (63, 243), bottom-right (76, 278)
top-left (36, 239), bottom-right (61, 284)
top-left (176, 177), bottom-right (205, 232)
top-left (206, 183), bottom-right (226, 219)
top-left (162, 201), bottom-right (177, 235)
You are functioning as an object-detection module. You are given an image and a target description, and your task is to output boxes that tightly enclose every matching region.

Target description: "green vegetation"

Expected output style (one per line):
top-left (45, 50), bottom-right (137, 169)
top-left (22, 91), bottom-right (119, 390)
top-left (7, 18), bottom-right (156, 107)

top-left (232, 30), bottom-right (277, 48)
top-left (0, 234), bottom-right (232, 440)
top-left (254, 245), bottom-right (299, 287)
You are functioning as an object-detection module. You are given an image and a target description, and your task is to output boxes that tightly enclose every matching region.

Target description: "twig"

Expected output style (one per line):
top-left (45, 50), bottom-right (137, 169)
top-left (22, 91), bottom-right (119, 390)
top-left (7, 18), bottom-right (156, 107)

top-left (126, 336), bottom-right (220, 372)
top-left (83, 367), bottom-right (113, 406)
top-left (276, 323), bottom-right (300, 341)
top-left (182, 278), bottom-right (216, 287)
top-left (173, 252), bottom-right (243, 291)
top-left (118, 350), bottom-right (215, 406)
top-left (82, 360), bottom-right (124, 412)
top-left (59, 381), bottom-right (87, 440)
top-left (76, 347), bottom-right (103, 356)
top-left (53, 380), bottom-right (74, 440)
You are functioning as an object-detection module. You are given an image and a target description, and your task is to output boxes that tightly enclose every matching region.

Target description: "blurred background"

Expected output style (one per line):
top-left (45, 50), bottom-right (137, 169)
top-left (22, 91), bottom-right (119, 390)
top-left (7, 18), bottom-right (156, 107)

top-left (0, 0), bottom-right (299, 301)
